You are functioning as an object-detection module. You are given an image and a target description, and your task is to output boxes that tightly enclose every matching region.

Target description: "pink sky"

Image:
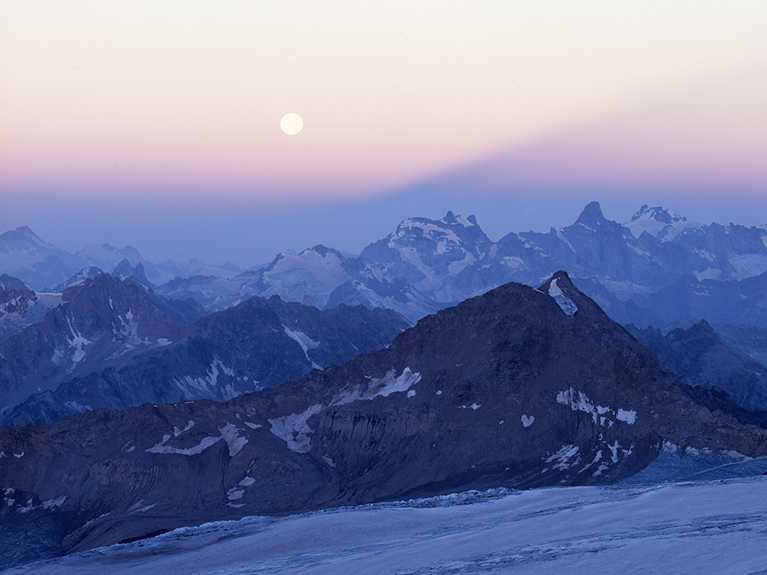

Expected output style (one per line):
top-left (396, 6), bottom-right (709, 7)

top-left (2, 2), bottom-right (766, 201)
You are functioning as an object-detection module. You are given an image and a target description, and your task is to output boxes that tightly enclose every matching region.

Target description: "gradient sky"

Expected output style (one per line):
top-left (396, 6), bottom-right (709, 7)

top-left (1, 1), bottom-right (766, 264)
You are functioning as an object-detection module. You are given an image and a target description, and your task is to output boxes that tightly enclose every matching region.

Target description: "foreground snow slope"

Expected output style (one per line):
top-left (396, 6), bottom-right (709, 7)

top-left (8, 476), bottom-right (767, 575)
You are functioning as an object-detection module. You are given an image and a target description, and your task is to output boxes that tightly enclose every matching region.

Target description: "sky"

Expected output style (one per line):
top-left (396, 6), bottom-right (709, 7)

top-left (1, 1), bottom-right (766, 264)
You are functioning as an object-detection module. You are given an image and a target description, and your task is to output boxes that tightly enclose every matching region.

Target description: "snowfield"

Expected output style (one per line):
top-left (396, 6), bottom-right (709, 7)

top-left (7, 476), bottom-right (767, 575)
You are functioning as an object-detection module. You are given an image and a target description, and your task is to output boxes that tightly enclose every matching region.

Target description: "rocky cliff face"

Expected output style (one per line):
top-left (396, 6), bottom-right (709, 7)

top-left (2, 297), bottom-right (409, 426)
top-left (2, 272), bottom-right (766, 557)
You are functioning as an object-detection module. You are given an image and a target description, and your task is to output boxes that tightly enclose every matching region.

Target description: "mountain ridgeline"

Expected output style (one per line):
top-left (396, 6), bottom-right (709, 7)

top-left (4, 203), bottom-right (767, 329)
top-left (2, 272), bottom-right (767, 558)
top-left (147, 203), bottom-right (767, 327)
top-left (0, 273), bottom-right (190, 411)
top-left (2, 295), bottom-right (408, 427)
top-left (0, 272), bottom-right (409, 426)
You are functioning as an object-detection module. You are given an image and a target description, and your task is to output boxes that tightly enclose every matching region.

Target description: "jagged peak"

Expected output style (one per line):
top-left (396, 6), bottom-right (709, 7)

top-left (442, 211), bottom-right (478, 228)
top-left (630, 204), bottom-right (687, 225)
top-left (574, 201), bottom-right (607, 229)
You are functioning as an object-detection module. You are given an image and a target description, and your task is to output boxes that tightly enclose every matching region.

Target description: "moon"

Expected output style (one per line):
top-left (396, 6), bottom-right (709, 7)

top-left (280, 113), bottom-right (304, 136)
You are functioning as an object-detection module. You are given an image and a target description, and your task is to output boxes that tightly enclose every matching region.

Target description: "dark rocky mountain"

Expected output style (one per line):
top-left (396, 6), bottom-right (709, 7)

top-left (629, 321), bottom-right (767, 412)
top-left (2, 298), bottom-right (408, 426)
top-left (2, 272), bottom-right (767, 559)
top-left (0, 275), bottom-right (55, 340)
top-left (0, 274), bottom-right (190, 412)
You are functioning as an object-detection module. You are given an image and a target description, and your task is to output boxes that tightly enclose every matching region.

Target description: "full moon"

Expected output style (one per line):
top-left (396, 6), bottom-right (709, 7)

top-left (280, 112), bottom-right (303, 136)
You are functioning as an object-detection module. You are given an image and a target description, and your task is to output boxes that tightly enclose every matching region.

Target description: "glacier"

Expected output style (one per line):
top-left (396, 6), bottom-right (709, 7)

top-left (8, 475), bottom-right (767, 574)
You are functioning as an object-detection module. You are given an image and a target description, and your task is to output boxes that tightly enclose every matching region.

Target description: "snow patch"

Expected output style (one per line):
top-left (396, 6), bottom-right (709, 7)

top-left (128, 500), bottom-right (157, 514)
top-left (521, 414), bottom-right (535, 428)
top-left (729, 254), bottom-right (767, 280)
top-left (548, 278), bottom-right (578, 316)
top-left (146, 435), bottom-right (222, 456)
top-left (544, 445), bottom-right (581, 471)
top-left (65, 315), bottom-right (91, 364)
top-left (283, 326), bottom-right (322, 369)
top-left (323, 455), bottom-right (337, 468)
top-left (556, 387), bottom-right (637, 427)
top-left (268, 404), bottom-right (324, 453)
top-left (227, 489), bottom-right (244, 501)
top-left (332, 368), bottom-right (422, 406)
top-left (219, 423), bottom-right (248, 457)
top-left (616, 409), bottom-right (637, 425)
top-left (146, 421), bottom-right (246, 457)
top-left (172, 358), bottom-right (237, 400)
top-left (694, 267), bottom-right (722, 281)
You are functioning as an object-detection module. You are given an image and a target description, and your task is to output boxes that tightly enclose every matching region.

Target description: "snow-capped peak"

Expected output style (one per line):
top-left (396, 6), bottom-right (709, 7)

top-left (626, 205), bottom-right (698, 241)
top-left (441, 211), bottom-right (478, 228)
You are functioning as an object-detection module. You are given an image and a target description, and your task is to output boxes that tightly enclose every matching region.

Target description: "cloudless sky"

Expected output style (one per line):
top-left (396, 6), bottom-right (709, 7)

top-left (1, 1), bottom-right (766, 264)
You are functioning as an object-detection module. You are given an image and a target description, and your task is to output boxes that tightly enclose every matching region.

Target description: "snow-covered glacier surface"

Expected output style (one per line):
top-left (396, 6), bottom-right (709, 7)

top-left (7, 476), bottom-right (767, 575)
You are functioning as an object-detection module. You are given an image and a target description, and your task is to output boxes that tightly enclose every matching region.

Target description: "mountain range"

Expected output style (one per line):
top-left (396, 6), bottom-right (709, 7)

top-left (2, 272), bottom-right (767, 560)
top-left (0, 272), bottom-right (407, 425)
top-left (5, 203), bottom-right (767, 329)
top-left (2, 292), bottom-right (407, 427)
top-left (0, 274), bottom-right (191, 411)
top-left (148, 203), bottom-right (767, 327)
